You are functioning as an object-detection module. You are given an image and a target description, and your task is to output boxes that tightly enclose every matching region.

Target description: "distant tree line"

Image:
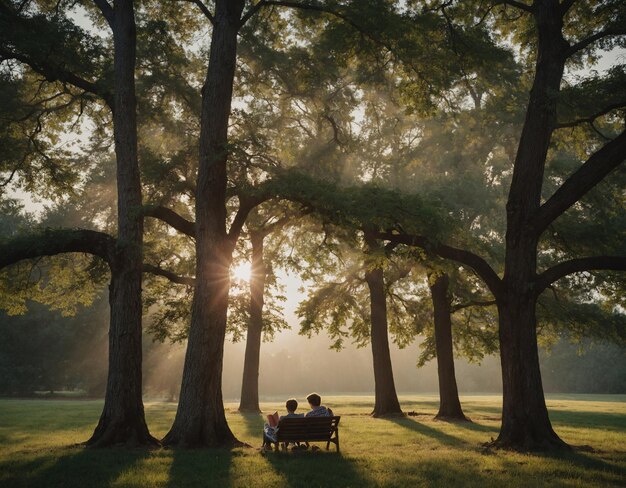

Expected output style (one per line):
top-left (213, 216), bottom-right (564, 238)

top-left (1, 296), bottom-right (624, 397)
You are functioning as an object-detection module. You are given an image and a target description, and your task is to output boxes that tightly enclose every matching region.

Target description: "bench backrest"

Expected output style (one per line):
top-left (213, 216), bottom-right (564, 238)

top-left (275, 416), bottom-right (340, 442)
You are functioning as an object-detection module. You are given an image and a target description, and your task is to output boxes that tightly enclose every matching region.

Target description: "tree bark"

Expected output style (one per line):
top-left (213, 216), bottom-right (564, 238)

top-left (493, 0), bottom-right (569, 450)
top-left (86, 0), bottom-right (157, 448)
top-left (494, 296), bottom-right (567, 450)
top-left (428, 273), bottom-right (468, 421)
top-left (364, 266), bottom-right (403, 417)
top-left (239, 233), bottom-right (265, 412)
top-left (162, 0), bottom-right (245, 447)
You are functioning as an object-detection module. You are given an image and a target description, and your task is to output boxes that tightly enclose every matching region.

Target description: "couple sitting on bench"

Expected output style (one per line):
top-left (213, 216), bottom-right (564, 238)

top-left (262, 392), bottom-right (335, 451)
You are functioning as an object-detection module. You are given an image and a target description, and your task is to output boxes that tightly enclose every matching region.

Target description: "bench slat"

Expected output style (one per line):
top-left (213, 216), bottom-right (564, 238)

top-left (271, 416), bottom-right (341, 452)
top-left (276, 416), bottom-right (341, 450)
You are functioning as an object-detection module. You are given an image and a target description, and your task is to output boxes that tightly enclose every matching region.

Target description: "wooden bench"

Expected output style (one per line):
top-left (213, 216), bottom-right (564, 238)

top-left (272, 416), bottom-right (341, 452)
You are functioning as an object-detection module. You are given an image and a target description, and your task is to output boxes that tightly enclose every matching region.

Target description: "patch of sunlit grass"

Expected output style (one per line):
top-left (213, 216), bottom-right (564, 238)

top-left (0, 395), bottom-right (624, 487)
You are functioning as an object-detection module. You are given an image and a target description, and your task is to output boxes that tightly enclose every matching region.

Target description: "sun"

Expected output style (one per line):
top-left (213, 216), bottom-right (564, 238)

top-left (231, 262), bottom-right (252, 281)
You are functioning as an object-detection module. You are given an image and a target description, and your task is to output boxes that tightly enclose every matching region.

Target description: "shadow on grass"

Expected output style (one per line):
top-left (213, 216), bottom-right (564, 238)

top-left (449, 419), bottom-right (500, 434)
top-left (548, 409), bottom-right (626, 430)
top-left (238, 411), bottom-right (264, 442)
top-left (491, 449), bottom-right (626, 487)
top-left (264, 449), bottom-right (371, 488)
top-left (385, 416), bottom-right (465, 447)
top-left (463, 405), bottom-right (503, 415)
top-left (166, 448), bottom-right (236, 488)
top-left (540, 449), bottom-right (626, 477)
top-left (0, 447), bottom-right (151, 488)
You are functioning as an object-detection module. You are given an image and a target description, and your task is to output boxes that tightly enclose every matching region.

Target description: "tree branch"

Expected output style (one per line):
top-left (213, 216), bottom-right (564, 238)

top-left (376, 232), bottom-right (504, 299)
top-left (240, 0), bottom-right (267, 26)
top-left (259, 214), bottom-right (293, 237)
top-left (0, 2), bottom-right (112, 106)
top-left (567, 26), bottom-right (626, 58)
top-left (560, 0), bottom-right (577, 15)
top-left (257, 1), bottom-right (363, 31)
top-left (0, 48), bottom-right (112, 106)
top-left (0, 228), bottom-right (115, 270)
top-left (92, 0), bottom-right (114, 29)
top-left (228, 195), bottom-right (269, 244)
top-left (143, 264), bottom-right (196, 286)
top-left (181, 0), bottom-right (214, 24)
top-left (143, 205), bottom-right (196, 238)
top-left (536, 256), bottom-right (626, 292)
top-left (451, 299), bottom-right (497, 313)
top-left (533, 129), bottom-right (626, 236)
top-left (556, 100), bottom-right (626, 129)
top-left (496, 1), bottom-right (534, 13)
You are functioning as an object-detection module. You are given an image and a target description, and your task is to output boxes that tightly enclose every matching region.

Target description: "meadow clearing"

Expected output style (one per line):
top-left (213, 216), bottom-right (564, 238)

top-left (0, 394), bottom-right (624, 487)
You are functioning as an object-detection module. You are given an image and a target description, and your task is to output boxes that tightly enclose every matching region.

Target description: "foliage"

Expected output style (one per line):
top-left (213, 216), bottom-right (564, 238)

top-left (0, 295), bottom-right (108, 396)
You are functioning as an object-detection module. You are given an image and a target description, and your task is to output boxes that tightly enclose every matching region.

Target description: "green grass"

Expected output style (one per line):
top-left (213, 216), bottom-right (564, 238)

top-left (0, 395), bottom-right (624, 487)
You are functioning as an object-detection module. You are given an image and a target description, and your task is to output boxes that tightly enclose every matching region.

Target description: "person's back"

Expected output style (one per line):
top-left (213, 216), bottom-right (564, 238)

top-left (305, 392), bottom-right (333, 417)
top-left (280, 411), bottom-right (304, 420)
top-left (263, 398), bottom-right (303, 448)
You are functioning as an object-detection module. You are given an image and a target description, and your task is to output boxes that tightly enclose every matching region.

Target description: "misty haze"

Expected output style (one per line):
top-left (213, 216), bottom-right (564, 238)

top-left (1, 0), bottom-right (625, 486)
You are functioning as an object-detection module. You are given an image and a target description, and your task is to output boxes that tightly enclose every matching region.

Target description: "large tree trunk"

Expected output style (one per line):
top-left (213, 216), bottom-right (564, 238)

top-left (364, 266), bottom-right (403, 417)
top-left (239, 234), bottom-right (265, 412)
top-left (494, 0), bottom-right (569, 450)
top-left (495, 293), bottom-right (567, 450)
top-left (86, 0), bottom-right (156, 447)
top-left (162, 0), bottom-right (245, 447)
top-left (428, 273), bottom-right (468, 421)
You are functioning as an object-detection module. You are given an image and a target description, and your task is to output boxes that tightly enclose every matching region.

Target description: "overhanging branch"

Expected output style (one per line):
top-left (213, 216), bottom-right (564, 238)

top-left (377, 232), bottom-right (504, 299)
top-left (556, 100), bottom-right (626, 129)
top-left (228, 195), bottom-right (270, 244)
top-left (451, 299), bottom-right (497, 313)
top-left (143, 205), bottom-right (196, 238)
top-left (567, 26), bottom-right (626, 58)
top-left (0, 48), bottom-right (113, 107)
top-left (0, 228), bottom-right (115, 270)
top-left (240, 0), bottom-right (267, 26)
top-left (534, 129), bottom-right (626, 236)
top-left (536, 256), bottom-right (626, 292)
top-left (143, 264), bottom-right (196, 286)
top-left (496, 1), bottom-right (534, 13)
top-left (181, 0), bottom-right (215, 24)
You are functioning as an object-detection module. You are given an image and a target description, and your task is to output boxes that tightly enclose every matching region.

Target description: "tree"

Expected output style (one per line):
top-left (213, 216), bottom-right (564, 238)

top-left (292, 220), bottom-right (423, 417)
top-left (0, 0), bottom-right (159, 446)
top-left (161, 0), bottom-right (250, 448)
top-left (161, 0), bottom-right (414, 447)
top-left (235, 208), bottom-right (292, 413)
top-left (363, 233), bottom-right (404, 416)
top-left (378, 0), bottom-right (626, 450)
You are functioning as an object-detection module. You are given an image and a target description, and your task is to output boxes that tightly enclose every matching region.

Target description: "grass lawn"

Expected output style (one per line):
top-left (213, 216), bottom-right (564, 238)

top-left (0, 394), bottom-right (624, 487)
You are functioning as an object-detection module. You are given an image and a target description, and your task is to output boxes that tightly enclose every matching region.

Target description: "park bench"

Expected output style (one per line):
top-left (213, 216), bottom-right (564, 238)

top-left (272, 416), bottom-right (341, 452)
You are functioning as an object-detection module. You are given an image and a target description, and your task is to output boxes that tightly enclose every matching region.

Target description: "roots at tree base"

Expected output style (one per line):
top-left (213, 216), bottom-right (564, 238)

top-left (85, 417), bottom-right (160, 448)
top-left (161, 420), bottom-right (245, 449)
top-left (371, 408), bottom-right (404, 418)
top-left (238, 405), bottom-right (262, 414)
top-left (434, 413), bottom-right (471, 422)
top-left (485, 426), bottom-right (571, 451)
